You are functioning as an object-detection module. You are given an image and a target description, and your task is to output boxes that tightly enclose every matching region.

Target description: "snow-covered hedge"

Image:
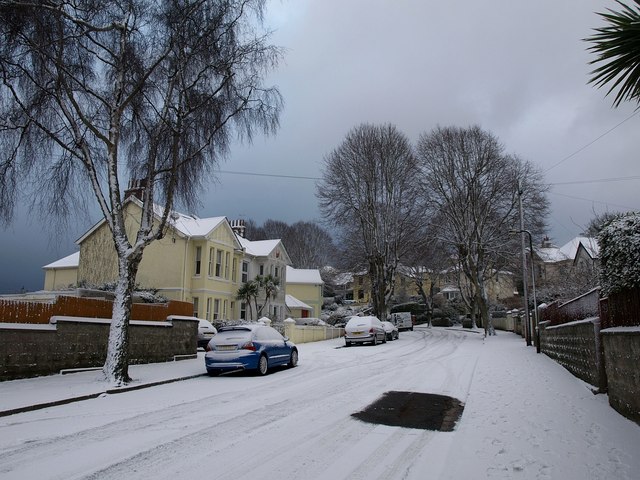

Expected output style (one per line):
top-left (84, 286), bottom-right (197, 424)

top-left (598, 212), bottom-right (640, 296)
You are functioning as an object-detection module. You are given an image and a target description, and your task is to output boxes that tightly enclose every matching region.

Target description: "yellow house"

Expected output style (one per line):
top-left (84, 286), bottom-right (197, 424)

top-left (237, 236), bottom-right (292, 321)
top-left (74, 198), bottom-right (244, 321)
top-left (285, 266), bottom-right (323, 318)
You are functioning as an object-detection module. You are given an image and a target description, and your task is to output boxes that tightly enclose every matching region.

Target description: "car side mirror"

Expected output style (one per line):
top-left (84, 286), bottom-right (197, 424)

top-left (283, 336), bottom-right (289, 342)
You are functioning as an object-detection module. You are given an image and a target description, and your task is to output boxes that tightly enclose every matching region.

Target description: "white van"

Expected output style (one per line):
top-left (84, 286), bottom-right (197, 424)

top-left (389, 312), bottom-right (414, 331)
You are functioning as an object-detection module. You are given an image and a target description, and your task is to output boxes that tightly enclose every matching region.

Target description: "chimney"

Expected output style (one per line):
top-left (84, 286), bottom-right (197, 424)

top-left (541, 236), bottom-right (552, 248)
top-left (230, 219), bottom-right (246, 238)
top-left (124, 178), bottom-right (146, 201)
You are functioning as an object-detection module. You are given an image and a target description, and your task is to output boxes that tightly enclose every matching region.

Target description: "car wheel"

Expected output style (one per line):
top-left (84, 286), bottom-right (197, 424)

top-left (257, 355), bottom-right (269, 376)
top-left (382, 333), bottom-right (387, 344)
top-left (288, 349), bottom-right (298, 368)
top-left (207, 370), bottom-right (219, 377)
top-left (372, 335), bottom-right (378, 346)
top-left (345, 341), bottom-right (351, 347)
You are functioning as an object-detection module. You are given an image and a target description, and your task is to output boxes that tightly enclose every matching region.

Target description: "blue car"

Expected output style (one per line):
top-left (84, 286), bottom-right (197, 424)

top-left (205, 324), bottom-right (298, 376)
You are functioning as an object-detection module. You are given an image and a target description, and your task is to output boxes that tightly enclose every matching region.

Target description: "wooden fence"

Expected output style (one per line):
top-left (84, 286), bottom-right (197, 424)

top-left (600, 286), bottom-right (640, 330)
top-left (0, 296), bottom-right (193, 324)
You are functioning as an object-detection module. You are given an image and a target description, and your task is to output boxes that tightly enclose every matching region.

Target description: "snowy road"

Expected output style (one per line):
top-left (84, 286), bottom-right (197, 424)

top-left (1, 327), bottom-right (639, 480)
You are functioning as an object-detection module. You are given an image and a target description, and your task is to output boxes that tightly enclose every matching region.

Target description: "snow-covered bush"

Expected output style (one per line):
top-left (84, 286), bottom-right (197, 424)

top-left (598, 212), bottom-right (640, 296)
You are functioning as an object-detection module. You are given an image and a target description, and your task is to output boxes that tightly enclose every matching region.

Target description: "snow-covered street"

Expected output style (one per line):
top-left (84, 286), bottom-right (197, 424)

top-left (1, 327), bottom-right (639, 480)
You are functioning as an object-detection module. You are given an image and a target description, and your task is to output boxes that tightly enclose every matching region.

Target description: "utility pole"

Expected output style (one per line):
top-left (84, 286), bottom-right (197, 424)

top-left (517, 180), bottom-right (531, 346)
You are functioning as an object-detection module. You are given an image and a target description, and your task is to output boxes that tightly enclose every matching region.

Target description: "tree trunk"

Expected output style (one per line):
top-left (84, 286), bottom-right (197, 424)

top-left (103, 254), bottom-right (141, 385)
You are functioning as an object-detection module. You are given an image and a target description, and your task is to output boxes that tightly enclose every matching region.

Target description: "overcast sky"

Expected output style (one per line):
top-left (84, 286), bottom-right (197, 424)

top-left (1, 0), bottom-right (638, 294)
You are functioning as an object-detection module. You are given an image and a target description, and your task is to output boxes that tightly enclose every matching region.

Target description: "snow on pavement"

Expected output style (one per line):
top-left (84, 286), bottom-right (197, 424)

top-left (0, 327), bottom-right (638, 480)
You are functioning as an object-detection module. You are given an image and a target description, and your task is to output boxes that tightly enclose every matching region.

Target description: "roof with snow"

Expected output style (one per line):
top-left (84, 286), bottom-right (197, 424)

top-left (286, 266), bottom-right (323, 284)
top-left (238, 237), bottom-right (282, 258)
top-left (285, 294), bottom-right (312, 310)
top-left (76, 196), bottom-right (232, 244)
top-left (535, 236), bottom-right (599, 263)
top-left (170, 214), bottom-right (227, 238)
top-left (43, 252), bottom-right (80, 269)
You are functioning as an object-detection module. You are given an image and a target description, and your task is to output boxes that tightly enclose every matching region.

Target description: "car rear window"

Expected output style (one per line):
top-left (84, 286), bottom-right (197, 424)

top-left (214, 330), bottom-right (252, 342)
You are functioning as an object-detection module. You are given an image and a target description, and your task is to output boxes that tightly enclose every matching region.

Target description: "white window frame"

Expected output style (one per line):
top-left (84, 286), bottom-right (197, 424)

top-left (195, 247), bottom-right (202, 276)
top-left (193, 297), bottom-right (199, 317)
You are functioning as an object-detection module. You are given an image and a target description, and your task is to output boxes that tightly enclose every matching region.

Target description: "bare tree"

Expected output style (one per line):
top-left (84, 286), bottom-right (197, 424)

top-left (0, 0), bottom-right (282, 384)
top-left (416, 126), bottom-right (548, 336)
top-left (316, 123), bottom-right (424, 319)
top-left (245, 218), bottom-right (337, 268)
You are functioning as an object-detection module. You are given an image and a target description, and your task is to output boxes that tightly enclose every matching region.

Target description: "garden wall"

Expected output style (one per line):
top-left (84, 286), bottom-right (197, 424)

top-left (601, 328), bottom-right (640, 424)
top-left (0, 315), bottom-right (198, 381)
top-left (283, 320), bottom-right (344, 344)
top-left (538, 318), bottom-right (605, 391)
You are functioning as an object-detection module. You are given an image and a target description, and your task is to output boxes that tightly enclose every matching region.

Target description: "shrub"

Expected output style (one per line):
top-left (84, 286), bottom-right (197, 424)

top-left (598, 212), bottom-right (640, 296)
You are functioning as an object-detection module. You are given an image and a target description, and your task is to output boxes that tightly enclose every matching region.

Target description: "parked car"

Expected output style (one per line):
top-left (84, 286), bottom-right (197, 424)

top-left (381, 321), bottom-right (399, 341)
top-left (204, 324), bottom-right (298, 376)
top-left (344, 315), bottom-right (386, 346)
top-left (197, 319), bottom-right (217, 349)
top-left (389, 312), bottom-right (414, 331)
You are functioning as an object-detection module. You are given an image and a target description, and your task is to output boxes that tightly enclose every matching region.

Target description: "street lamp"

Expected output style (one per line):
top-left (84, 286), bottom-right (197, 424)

top-left (510, 229), bottom-right (540, 353)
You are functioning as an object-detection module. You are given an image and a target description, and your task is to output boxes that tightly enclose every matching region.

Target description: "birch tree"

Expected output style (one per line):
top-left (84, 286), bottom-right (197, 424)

top-left (316, 124), bottom-right (424, 319)
top-left (0, 0), bottom-right (282, 384)
top-left (416, 126), bottom-right (548, 335)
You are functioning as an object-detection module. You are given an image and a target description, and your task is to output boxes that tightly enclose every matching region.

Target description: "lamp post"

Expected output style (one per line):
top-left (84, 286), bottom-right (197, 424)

top-left (510, 229), bottom-right (540, 353)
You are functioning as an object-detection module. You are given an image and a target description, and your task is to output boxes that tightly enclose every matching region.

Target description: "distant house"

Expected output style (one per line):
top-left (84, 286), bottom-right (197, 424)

top-left (285, 266), bottom-right (323, 318)
top-left (43, 251), bottom-right (79, 290)
top-left (534, 236), bottom-right (599, 285)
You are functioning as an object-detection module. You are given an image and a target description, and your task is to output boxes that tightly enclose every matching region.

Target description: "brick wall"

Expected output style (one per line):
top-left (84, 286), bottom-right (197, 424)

top-left (601, 329), bottom-right (640, 424)
top-left (0, 316), bottom-right (198, 381)
top-left (539, 318), bottom-right (605, 390)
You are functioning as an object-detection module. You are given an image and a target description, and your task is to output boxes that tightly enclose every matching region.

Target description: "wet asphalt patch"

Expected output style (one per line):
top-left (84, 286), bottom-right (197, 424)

top-left (351, 391), bottom-right (465, 432)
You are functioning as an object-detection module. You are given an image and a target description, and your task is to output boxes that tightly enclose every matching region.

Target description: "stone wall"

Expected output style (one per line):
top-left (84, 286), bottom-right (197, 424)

top-left (539, 318), bottom-right (605, 390)
top-left (0, 315), bottom-right (198, 381)
top-left (601, 328), bottom-right (640, 424)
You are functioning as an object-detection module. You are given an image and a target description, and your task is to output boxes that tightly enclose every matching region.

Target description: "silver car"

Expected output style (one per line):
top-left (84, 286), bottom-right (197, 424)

top-left (344, 315), bottom-right (386, 346)
top-left (381, 321), bottom-right (399, 341)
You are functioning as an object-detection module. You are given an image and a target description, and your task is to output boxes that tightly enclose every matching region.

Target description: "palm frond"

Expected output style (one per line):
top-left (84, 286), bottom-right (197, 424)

top-left (585, 0), bottom-right (640, 107)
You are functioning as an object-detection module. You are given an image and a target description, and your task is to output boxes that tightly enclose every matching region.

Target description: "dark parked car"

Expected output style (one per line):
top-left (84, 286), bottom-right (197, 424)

top-left (205, 324), bottom-right (298, 376)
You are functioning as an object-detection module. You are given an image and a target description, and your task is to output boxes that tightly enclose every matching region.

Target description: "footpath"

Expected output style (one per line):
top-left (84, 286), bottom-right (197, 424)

top-left (0, 353), bottom-right (207, 417)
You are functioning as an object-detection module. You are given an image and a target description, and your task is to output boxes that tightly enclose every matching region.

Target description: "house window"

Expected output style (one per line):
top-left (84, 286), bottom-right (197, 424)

top-left (205, 298), bottom-right (211, 320)
top-left (275, 266), bottom-right (279, 278)
top-left (223, 300), bottom-right (228, 319)
top-left (193, 297), bottom-right (199, 317)
top-left (240, 302), bottom-right (247, 320)
top-left (224, 252), bottom-right (230, 279)
top-left (215, 250), bottom-right (223, 277)
top-left (213, 299), bottom-right (220, 320)
top-left (230, 301), bottom-right (235, 317)
top-left (259, 264), bottom-right (264, 276)
top-left (232, 258), bottom-right (238, 282)
top-left (195, 247), bottom-right (202, 276)
top-left (208, 247), bottom-right (214, 277)
top-left (242, 262), bottom-right (249, 283)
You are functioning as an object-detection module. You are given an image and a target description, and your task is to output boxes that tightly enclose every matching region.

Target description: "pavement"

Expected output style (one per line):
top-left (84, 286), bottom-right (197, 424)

top-left (0, 352), bottom-right (208, 417)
